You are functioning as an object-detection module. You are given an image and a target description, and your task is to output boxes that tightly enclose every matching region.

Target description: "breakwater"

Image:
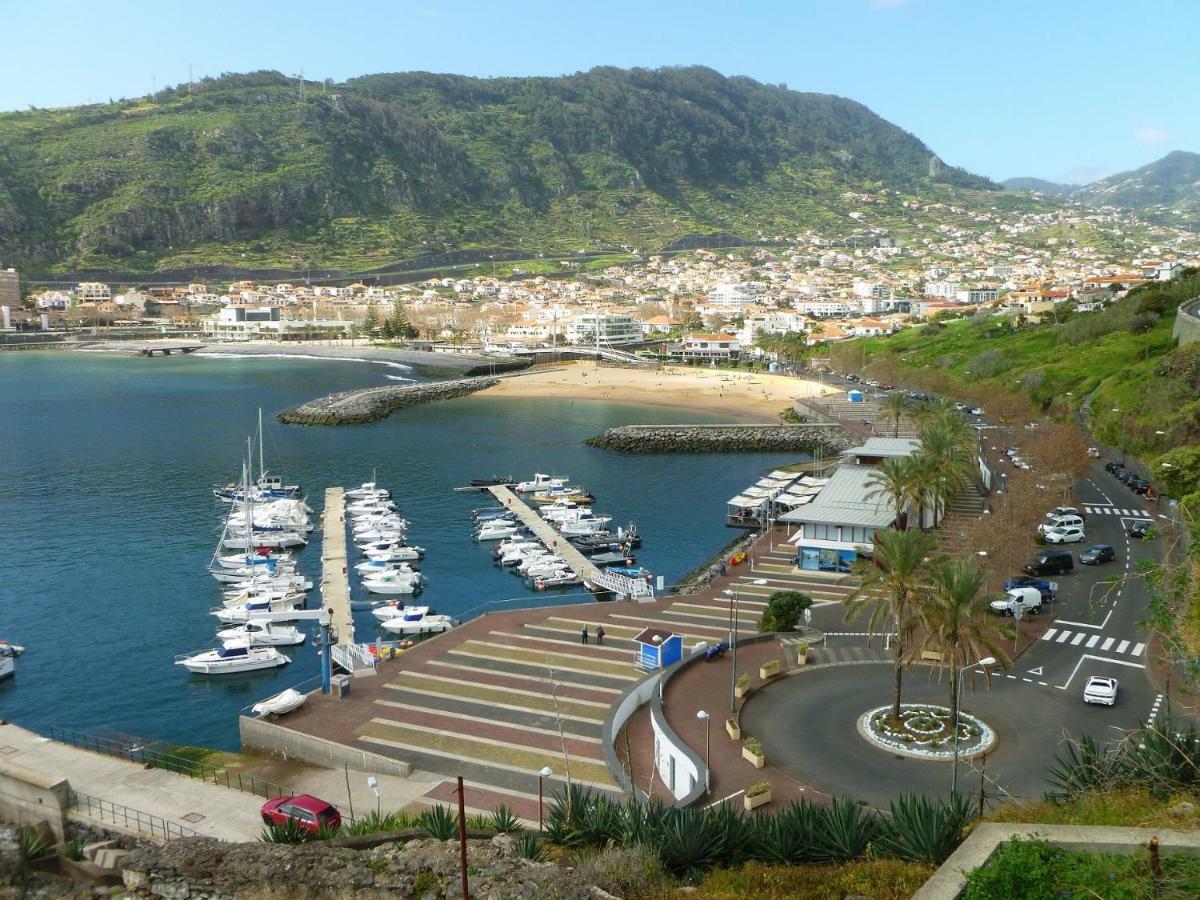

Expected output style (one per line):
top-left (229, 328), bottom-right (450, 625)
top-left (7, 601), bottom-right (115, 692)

top-left (278, 377), bottom-right (499, 425)
top-left (585, 423), bottom-right (854, 453)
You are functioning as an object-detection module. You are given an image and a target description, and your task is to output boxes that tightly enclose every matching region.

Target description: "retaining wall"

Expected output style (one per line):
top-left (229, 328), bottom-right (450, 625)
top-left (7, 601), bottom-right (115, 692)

top-left (0, 758), bottom-right (70, 839)
top-left (586, 423), bottom-right (854, 454)
top-left (239, 716), bottom-right (413, 778)
top-left (278, 377), bottom-right (499, 425)
top-left (1172, 298), bottom-right (1200, 345)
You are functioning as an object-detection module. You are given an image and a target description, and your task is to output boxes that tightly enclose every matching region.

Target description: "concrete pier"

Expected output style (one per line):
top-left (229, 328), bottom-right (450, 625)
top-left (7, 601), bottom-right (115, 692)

top-left (321, 487), bottom-right (353, 649)
top-left (486, 486), bottom-right (605, 588)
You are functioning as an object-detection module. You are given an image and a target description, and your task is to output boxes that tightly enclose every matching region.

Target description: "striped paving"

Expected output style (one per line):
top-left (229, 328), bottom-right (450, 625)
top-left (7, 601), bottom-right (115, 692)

top-left (1039, 628), bottom-right (1145, 657)
top-left (369, 705), bottom-right (603, 759)
top-left (1083, 506), bottom-right (1152, 517)
top-left (422, 657), bottom-right (618, 703)
top-left (378, 686), bottom-right (601, 738)
top-left (441, 648), bottom-right (632, 691)
top-left (445, 639), bottom-right (639, 680)
top-left (385, 672), bottom-right (611, 721)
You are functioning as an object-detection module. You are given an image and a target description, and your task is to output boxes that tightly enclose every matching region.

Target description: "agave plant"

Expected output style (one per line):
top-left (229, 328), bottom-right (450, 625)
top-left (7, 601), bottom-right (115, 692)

top-left (708, 802), bottom-right (758, 867)
top-left (515, 833), bottom-right (545, 861)
top-left (17, 826), bottom-right (56, 860)
top-left (467, 813), bottom-right (492, 831)
top-left (876, 793), bottom-right (973, 864)
top-left (656, 807), bottom-right (726, 879)
top-left (1122, 719), bottom-right (1200, 795)
top-left (753, 800), bottom-right (822, 865)
top-left (814, 796), bottom-right (881, 861)
top-left (345, 810), bottom-right (415, 835)
top-left (416, 804), bottom-right (459, 841)
top-left (489, 804), bottom-right (522, 834)
top-left (618, 796), bottom-right (670, 847)
top-left (259, 818), bottom-right (313, 844)
top-left (1045, 734), bottom-right (1121, 798)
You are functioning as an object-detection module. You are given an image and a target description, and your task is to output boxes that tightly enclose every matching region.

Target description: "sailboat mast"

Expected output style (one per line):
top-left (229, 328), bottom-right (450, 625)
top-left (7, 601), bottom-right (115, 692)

top-left (257, 408), bottom-right (265, 484)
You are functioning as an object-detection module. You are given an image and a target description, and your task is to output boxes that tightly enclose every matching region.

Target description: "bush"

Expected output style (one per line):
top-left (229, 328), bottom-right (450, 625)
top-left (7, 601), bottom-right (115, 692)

top-left (344, 810), bottom-right (415, 835)
top-left (515, 833), bottom-right (544, 861)
top-left (416, 805), bottom-right (459, 841)
top-left (573, 844), bottom-right (667, 896)
top-left (17, 826), bottom-right (55, 860)
top-left (744, 737), bottom-right (763, 756)
top-left (489, 804), bottom-right (522, 834)
top-left (876, 792), bottom-right (975, 864)
top-left (759, 590), bottom-right (813, 632)
top-left (260, 818), bottom-right (317, 844)
top-left (747, 781), bottom-right (771, 798)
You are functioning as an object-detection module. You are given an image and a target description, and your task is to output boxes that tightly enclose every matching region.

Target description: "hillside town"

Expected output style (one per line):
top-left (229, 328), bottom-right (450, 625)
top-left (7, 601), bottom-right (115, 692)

top-left (4, 198), bottom-right (1200, 364)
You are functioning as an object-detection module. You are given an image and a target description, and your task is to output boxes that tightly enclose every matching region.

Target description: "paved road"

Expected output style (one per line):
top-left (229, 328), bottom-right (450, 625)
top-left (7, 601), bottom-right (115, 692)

top-left (745, 461), bottom-right (1179, 808)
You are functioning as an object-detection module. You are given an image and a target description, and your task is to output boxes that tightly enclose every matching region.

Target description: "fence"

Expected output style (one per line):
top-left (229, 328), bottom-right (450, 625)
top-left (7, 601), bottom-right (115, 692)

top-left (48, 726), bottom-right (294, 800)
top-left (67, 789), bottom-right (203, 840)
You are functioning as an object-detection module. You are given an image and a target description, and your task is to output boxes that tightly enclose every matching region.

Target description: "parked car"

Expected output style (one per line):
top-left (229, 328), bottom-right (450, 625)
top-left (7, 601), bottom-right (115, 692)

top-left (1129, 479), bottom-right (1151, 495)
top-left (1083, 675), bottom-right (1119, 706)
top-left (1128, 522), bottom-right (1152, 539)
top-left (1045, 526), bottom-right (1086, 544)
top-left (1047, 506), bottom-right (1082, 520)
top-left (1024, 550), bottom-right (1075, 576)
top-left (989, 587), bottom-right (1043, 617)
top-left (1105, 461), bottom-right (1125, 475)
top-left (846, 374), bottom-right (860, 383)
top-left (260, 795), bottom-right (342, 834)
top-left (1087, 447), bottom-right (1102, 458)
top-left (1039, 514), bottom-right (1085, 534)
top-left (969, 407), bottom-right (984, 416)
top-left (1079, 544), bottom-right (1115, 565)
top-left (1003, 575), bottom-right (1058, 600)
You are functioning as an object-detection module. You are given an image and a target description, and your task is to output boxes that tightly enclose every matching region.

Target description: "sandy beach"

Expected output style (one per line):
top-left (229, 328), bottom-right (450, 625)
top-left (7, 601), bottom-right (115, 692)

top-left (483, 362), bottom-right (840, 421)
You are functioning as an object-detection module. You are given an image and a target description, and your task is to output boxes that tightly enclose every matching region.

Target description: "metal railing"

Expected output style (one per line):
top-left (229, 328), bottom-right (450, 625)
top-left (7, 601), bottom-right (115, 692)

top-left (48, 726), bottom-right (295, 800)
top-left (67, 789), bottom-right (204, 841)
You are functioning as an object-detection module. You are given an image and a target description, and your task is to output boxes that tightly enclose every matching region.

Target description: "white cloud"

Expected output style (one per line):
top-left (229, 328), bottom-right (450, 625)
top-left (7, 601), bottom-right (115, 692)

top-left (1134, 125), bottom-right (1171, 145)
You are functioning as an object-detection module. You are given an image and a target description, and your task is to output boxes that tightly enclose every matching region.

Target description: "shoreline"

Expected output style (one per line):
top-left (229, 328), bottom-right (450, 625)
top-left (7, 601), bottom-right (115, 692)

top-left (480, 361), bottom-right (840, 423)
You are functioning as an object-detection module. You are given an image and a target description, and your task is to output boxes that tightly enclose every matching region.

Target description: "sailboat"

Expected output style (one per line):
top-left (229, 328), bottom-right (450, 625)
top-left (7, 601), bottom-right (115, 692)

top-left (212, 409), bottom-right (303, 500)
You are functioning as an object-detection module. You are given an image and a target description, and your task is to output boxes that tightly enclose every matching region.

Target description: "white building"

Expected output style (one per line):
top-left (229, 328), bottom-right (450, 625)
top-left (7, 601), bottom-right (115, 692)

top-left (796, 300), bottom-right (856, 318)
top-left (76, 282), bottom-right (111, 303)
top-left (954, 288), bottom-right (999, 304)
top-left (924, 281), bottom-right (963, 299)
top-left (672, 333), bottom-right (741, 362)
top-left (566, 313), bottom-right (642, 346)
top-left (708, 283), bottom-right (757, 307)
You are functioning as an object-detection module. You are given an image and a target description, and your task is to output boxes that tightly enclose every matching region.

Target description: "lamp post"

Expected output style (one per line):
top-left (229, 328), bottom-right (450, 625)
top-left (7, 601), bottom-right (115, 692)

top-left (952, 656), bottom-right (996, 796)
top-left (537, 766), bottom-right (552, 831)
top-left (366, 775), bottom-right (380, 818)
top-left (696, 710), bottom-right (711, 794)
top-left (729, 578), bottom-right (768, 712)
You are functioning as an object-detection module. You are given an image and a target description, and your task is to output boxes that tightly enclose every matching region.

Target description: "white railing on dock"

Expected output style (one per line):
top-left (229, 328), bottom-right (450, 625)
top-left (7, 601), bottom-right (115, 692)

top-left (330, 643), bottom-right (376, 674)
top-left (592, 568), bottom-right (654, 599)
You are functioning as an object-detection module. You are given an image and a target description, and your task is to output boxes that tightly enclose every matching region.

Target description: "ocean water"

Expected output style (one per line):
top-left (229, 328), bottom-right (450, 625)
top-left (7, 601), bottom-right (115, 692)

top-left (0, 352), bottom-right (802, 749)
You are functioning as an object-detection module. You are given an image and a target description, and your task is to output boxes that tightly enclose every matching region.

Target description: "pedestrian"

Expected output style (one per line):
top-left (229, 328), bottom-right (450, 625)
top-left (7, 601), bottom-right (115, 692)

top-left (596, 626), bottom-right (606, 646)
top-left (581, 625), bottom-right (589, 645)
top-left (719, 560), bottom-right (727, 577)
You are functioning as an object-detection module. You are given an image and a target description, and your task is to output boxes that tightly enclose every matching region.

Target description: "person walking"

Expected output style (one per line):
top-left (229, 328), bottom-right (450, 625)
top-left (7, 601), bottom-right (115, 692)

top-left (581, 625), bottom-right (589, 645)
top-left (596, 626), bottom-right (606, 646)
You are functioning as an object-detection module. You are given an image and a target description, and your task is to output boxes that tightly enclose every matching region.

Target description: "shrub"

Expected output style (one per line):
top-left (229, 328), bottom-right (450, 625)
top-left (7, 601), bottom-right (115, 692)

top-left (574, 844), bottom-right (667, 896)
top-left (344, 809), bottom-right (415, 835)
top-left (467, 813), bottom-right (491, 831)
top-left (876, 792), bottom-right (974, 864)
top-left (747, 781), bottom-right (771, 798)
top-left (515, 833), bottom-right (544, 861)
top-left (489, 804), bottom-right (521, 834)
top-left (759, 590), bottom-right (813, 632)
top-left (737, 673), bottom-right (750, 689)
top-left (657, 807), bottom-right (726, 879)
top-left (961, 836), bottom-right (1062, 900)
top-left (17, 826), bottom-right (55, 860)
top-left (744, 737), bottom-right (763, 756)
top-left (63, 840), bottom-right (86, 862)
top-left (416, 805), bottom-right (459, 841)
top-left (814, 796), bottom-right (881, 861)
top-left (259, 818), bottom-right (315, 844)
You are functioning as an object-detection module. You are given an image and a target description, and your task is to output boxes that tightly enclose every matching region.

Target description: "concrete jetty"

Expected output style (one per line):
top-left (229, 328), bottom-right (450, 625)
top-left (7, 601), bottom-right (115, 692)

top-left (320, 487), bottom-right (354, 652)
top-left (586, 423), bottom-right (854, 453)
top-left (279, 377), bottom-right (499, 425)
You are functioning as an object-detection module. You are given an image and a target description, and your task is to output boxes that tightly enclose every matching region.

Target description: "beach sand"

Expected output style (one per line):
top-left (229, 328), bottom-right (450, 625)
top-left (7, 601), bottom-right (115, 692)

top-left (482, 362), bottom-right (840, 422)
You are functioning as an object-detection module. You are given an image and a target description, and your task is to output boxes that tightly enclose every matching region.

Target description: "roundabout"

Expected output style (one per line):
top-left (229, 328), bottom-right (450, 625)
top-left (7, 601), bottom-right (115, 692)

top-left (858, 703), bottom-right (996, 760)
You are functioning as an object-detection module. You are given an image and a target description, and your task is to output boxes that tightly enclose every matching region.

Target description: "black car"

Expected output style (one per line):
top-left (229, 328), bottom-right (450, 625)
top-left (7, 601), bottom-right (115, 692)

top-left (1130, 479), bottom-right (1151, 495)
top-left (1079, 544), bottom-right (1115, 565)
top-left (1105, 461), bottom-right (1125, 475)
top-left (1128, 522), bottom-right (1152, 539)
top-left (1024, 550), bottom-right (1074, 576)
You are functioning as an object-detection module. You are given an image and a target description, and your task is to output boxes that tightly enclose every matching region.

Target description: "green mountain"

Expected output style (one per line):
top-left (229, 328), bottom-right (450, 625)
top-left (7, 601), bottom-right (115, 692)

top-left (0, 66), bottom-right (997, 274)
top-left (1001, 177), bottom-right (1076, 195)
top-left (1071, 150), bottom-right (1200, 217)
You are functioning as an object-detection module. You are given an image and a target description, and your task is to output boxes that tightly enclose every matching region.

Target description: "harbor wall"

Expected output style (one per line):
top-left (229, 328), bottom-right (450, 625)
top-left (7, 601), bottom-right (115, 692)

top-left (0, 758), bottom-right (70, 840)
top-left (586, 423), bottom-right (854, 454)
top-left (278, 376), bottom-right (499, 426)
top-left (239, 716), bottom-right (413, 778)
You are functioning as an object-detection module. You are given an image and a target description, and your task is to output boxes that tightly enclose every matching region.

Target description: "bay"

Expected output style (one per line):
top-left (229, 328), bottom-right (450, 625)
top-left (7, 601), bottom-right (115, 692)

top-left (0, 352), bottom-right (802, 749)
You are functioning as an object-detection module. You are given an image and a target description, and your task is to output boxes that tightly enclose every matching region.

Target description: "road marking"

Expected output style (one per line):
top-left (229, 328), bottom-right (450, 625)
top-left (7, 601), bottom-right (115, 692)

top-left (1147, 693), bottom-right (1164, 726)
top-left (1027, 665), bottom-right (1043, 675)
top-left (1056, 631), bottom-right (1071, 643)
top-left (1101, 637), bottom-right (1115, 651)
top-left (1132, 642), bottom-right (1145, 657)
top-left (1041, 629), bottom-right (1058, 642)
top-left (1071, 633), bottom-right (1087, 645)
top-left (1116, 640), bottom-right (1130, 654)
top-left (1056, 653), bottom-right (1147, 690)
top-left (1086, 635), bottom-right (1100, 648)
top-left (1057, 610), bottom-right (1112, 630)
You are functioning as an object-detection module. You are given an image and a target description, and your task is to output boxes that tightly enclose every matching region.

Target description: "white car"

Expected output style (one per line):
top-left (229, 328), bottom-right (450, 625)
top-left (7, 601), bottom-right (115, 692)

top-left (1083, 675), bottom-right (1118, 706)
top-left (969, 407), bottom-right (984, 416)
top-left (1045, 526), bottom-right (1086, 544)
top-left (1039, 514), bottom-right (1085, 535)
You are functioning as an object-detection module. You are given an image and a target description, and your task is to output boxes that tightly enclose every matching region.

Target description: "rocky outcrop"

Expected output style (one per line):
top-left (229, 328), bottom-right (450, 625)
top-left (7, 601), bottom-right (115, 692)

top-left (279, 377), bottom-right (498, 425)
top-left (586, 423), bottom-right (854, 453)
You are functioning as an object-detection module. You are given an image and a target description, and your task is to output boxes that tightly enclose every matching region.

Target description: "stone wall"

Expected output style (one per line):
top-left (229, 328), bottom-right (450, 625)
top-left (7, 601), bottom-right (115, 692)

top-left (1172, 298), bottom-right (1200, 346)
top-left (239, 716), bottom-right (412, 777)
top-left (585, 423), bottom-right (854, 454)
top-left (278, 377), bottom-right (499, 426)
top-left (0, 758), bottom-right (69, 840)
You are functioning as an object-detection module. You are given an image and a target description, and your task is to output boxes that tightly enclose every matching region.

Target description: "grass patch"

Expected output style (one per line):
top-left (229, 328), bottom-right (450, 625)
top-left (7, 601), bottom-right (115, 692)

top-left (640, 859), bottom-right (933, 900)
top-left (987, 788), bottom-right (1200, 829)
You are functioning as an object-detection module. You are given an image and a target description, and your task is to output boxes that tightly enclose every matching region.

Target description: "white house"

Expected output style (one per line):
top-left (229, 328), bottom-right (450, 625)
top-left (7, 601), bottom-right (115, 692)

top-left (566, 313), bottom-right (642, 346)
top-left (672, 332), bottom-right (741, 362)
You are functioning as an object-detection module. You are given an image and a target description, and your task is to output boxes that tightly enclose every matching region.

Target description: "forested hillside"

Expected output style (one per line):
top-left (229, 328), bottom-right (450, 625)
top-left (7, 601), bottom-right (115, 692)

top-left (0, 66), bottom-right (995, 273)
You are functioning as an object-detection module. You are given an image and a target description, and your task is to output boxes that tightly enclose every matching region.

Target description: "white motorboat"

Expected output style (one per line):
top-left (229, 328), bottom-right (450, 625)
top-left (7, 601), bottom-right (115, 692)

top-left (558, 518), bottom-right (610, 537)
top-left (251, 687), bottom-right (308, 717)
top-left (348, 498), bottom-right (398, 514)
top-left (221, 587), bottom-right (307, 608)
top-left (223, 530), bottom-right (308, 550)
top-left (501, 546), bottom-right (547, 567)
top-left (175, 640), bottom-right (289, 674)
top-left (221, 573), bottom-right (312, 596)
top-left (523, 557), bottom-right (569, 578)
top-left (361, 569), bottom-right (423, 596)
top-left (355, 559), bottom-right (421, 576)
top-left (373, 602), bottom-right (431, 622)
top-left (215, 551), bottom-right (292, 570)
top-left (209, 559), bottom-right (301, 584)
top-left (213, 599), bottom-right (301, 624)
top-left (364, 545), bottom-right (424, 562)
top-left (346, 480), bottom-right (391, 500)
top-left (515, 473), bottom-right (568, 493)
top-left (0, 641), bottom-right (20, 680)
top-left (216, 621), bottom-right (306, 646)
top-left (380, 609), bottom-right (456, 635)
top-left (354, 526), bottom-right (408, 545)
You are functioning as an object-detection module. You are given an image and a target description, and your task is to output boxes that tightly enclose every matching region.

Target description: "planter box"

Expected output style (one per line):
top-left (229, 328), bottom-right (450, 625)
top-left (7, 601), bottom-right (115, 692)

top-left (759, 659), bottom-right (781, 680)
top-left (744, 789), bottom-right (772, 811)
top-left (725, 719), bottom-right (741, 740)
top-left (735, 684), bottom-right (750, 699)
top-left (742, 747), bottom-right (766, 769)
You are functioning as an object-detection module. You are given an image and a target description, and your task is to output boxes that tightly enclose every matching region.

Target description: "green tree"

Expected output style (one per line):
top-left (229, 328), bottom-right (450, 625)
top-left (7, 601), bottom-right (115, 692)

top-left (759, 591), bottom-right (813, 632)
top-left (389, 302), bottom-right (417, 339)
top-left (363, 304), bottom-right (380, 336)
top-left (881, 391), bottom-right (909, 438)
top-left (864, 456), bottom-right (922, 531)
top-left (380, 318), bottom-right (395, 340)
top-left (918, 560), bottom-right (1012, 725)
top-left (843, 528), bottom-right (936, 720)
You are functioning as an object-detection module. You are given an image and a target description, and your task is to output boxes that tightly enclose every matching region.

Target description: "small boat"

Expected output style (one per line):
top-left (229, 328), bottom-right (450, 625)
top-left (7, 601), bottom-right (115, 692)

top-left (213, 599), bottom-right (301, 624)
top-left (0, 643), bottom-right (18, 680)
top-left (214, 550), bottom-right (292, 570)
top-left (531, 573), bottom-right (582, 589)
top-left (605, 565), bottom-right (652, 579)
top-left (361, 569), bottom-right (424, 596)
top-left (530, 488), bottom-right (595, 506)
top-left (470, 476), bottom-right (514, 487)
top-left (472, 507), bottom-right (512, 522)
top-left (346, 481), bottom-right (391, 500)
top-left (216, 621), bottom-right (306, 646)
top-left (372, 601), bottom-right (426, 622)
top-left (363, 545), bottom-right (424, 562)
top-left (589, 550), bottom-right (636, 565)
top-left (251, 687), bottom-right (308, 717)
top-left (175, 640), bottom-right (290, 674)
top-left (379, 609), bottom-right (456, 635)
top-left (515, 473), bottom-right (568, 493)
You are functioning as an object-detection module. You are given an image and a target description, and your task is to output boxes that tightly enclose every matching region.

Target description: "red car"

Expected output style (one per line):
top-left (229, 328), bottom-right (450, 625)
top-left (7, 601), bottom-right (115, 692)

top-left (260, 795), bottom-right (342, 833)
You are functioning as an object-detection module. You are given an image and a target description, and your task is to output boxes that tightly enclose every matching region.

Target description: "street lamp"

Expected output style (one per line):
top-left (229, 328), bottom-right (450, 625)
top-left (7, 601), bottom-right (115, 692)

top-left (537, 766), bottom-right (553, 831)
top-left (366, 775), bottom-right (380, 818)
top-left (952, 656), bottom-right (997, 797)
top-left (696, 710), bottom-right (711, 793)
top-left (729, 579), bottom-right (768, 712)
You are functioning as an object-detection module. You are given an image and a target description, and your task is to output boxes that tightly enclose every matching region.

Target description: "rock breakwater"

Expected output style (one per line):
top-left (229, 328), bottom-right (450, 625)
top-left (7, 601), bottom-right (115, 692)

top-left (586, 423), bottom-right (854, 453)
top-left (279, 377), bottom-right (498, 425)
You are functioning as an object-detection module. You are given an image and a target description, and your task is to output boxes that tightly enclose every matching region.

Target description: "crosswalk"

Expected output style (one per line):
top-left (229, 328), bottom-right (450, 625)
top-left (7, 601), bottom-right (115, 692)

top-left (1041, 627), bottom-right (1144, 657)
top-left (1083, 505), bottom-right (1152, 517)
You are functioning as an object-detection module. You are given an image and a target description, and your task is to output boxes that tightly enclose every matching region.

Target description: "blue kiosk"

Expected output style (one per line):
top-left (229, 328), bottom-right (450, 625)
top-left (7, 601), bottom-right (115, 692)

top-left (633, 627), bottom-right (683, 670)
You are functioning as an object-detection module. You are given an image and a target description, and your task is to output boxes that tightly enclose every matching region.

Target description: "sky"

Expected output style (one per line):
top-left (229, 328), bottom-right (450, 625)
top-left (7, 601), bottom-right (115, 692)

top-left (3, 0), bottom-right (1197, 184)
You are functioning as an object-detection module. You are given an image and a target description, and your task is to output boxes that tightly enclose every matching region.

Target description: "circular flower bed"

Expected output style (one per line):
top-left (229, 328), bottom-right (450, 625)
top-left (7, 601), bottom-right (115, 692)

top-left (858, 703), bottom-right (996, 760)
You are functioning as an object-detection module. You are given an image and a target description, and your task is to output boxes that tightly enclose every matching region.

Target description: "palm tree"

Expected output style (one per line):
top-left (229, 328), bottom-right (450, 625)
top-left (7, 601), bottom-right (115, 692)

top-left (881, 392), bottom-right (910, 438)
top-left (843, 528), bottom-right (937, 721)
top-left (917, 560), bottom-right (1012, 725)
top-left (915, 423), bottom-right (975, 527)
top-left (864, 457), bottom-right (922, 531)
